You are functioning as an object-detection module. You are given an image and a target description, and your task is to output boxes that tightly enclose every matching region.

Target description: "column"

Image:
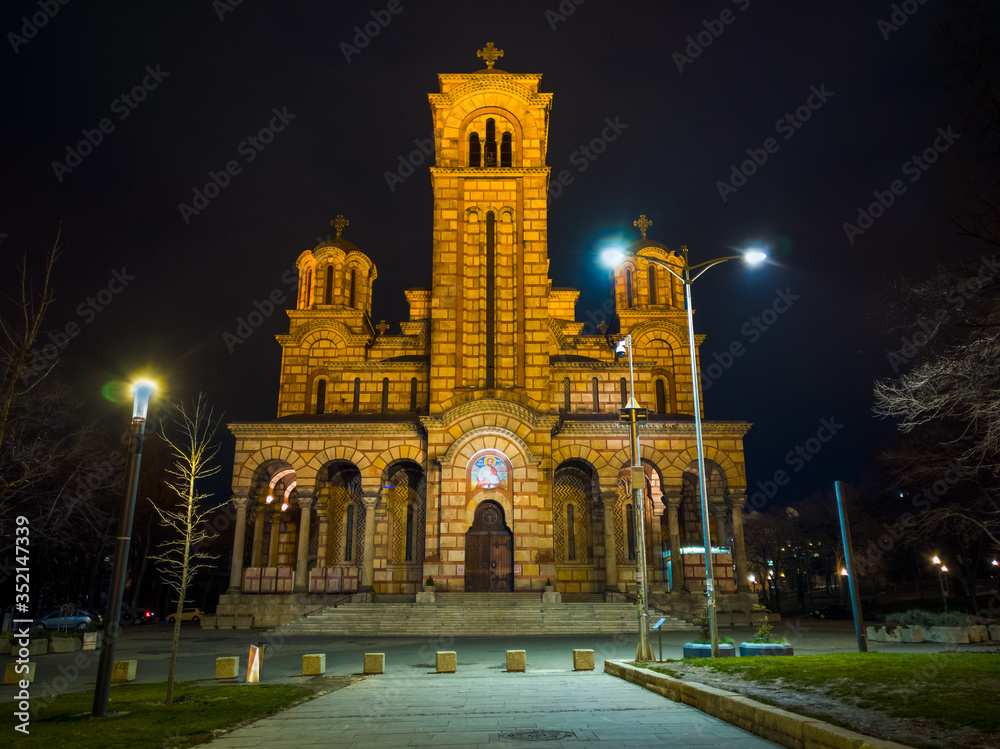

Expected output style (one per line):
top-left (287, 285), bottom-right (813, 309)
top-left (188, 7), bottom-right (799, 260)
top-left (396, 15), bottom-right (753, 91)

top-left (601, 488), bottom-right (619, 591)
top-left (250, 507), bottom-right (264, 568)
top-left (728, 489), bottom-right (750, 593)
top-left (294, 491), bottom-right (315, 593)
top-left (665, 490), bottom-right (684, 592)
top-left (228, 492), bottom-right (250, 592)
top-left (268, 512), bottom-right (281, 567)
top-left (316, 507), bottom-right (329, 568)
top-left (361, 490), bottom-right (379, 590)
top-left (711, 501), bottom-right (728, 549)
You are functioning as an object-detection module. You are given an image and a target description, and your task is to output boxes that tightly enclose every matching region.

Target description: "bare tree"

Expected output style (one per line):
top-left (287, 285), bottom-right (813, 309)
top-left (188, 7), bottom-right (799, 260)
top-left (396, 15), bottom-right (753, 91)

top-left (148, 395), bottom-right (225, 704)
top-left (874, 0), bottom-right (1000, 560)
top-left (0, 233), bottom-right (61, 522)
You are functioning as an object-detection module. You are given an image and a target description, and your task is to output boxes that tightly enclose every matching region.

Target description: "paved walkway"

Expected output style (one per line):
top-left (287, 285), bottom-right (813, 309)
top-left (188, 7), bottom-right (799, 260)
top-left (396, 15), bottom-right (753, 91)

top-left (201, 665), bottom-right (780, 748)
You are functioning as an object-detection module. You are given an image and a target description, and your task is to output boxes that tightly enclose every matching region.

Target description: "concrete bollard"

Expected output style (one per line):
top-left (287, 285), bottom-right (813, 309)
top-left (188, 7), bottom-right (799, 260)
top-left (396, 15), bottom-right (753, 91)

top-left (215, 656), bottom-right (240, 679)
top-left (111, 660), bottom-right (137, 683)
top-left (436, 651), bottom-right (457, 673)
top-left (506, 650), bottom-right (526, 672)
top-left (364, 653), bottom-right (384, 675)
top-left (4, 663), bottom-right (35, 684)
top-left (28, 639), bottom-right (48, 656)
top-left (83, 632), bottom-right (102, 651)
top-left (573, 649), bottom-right (595, 671)
top-left (303, 654), bottom-right (326, 676)
top-left (49, 637), bottom-right (82, 654)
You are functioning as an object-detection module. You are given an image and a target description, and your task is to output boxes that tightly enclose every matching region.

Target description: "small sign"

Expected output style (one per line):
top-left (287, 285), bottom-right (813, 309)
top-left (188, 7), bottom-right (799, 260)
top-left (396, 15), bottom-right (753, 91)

top-left (457, 566), bottom-right (464, 574)
top-left (247, 645), bottom-right (260, 683)
top-left (514, 566), bottom-right (522, 574)
top-left (652, 617), bottom-right (666, 630)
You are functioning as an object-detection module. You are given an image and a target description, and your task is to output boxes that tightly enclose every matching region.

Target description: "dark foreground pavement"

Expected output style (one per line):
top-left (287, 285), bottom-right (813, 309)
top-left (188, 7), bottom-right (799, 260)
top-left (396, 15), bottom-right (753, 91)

top-left (199, 666), bottom-right (782, 749)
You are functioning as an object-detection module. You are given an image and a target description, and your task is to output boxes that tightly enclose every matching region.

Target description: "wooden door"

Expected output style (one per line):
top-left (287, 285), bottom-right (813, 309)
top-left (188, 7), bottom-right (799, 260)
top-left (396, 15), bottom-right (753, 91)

top-left (465, 500), bottom-right (513, 592)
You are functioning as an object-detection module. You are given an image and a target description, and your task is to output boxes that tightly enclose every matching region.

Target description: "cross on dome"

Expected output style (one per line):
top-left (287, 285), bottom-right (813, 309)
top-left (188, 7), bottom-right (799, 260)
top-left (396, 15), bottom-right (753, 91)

top-left (477, 42), bottom-right (504, 70)
top-left (634, 214), bottom-right (652, 240)
top-left (331, 214), bottom-right (349, 239)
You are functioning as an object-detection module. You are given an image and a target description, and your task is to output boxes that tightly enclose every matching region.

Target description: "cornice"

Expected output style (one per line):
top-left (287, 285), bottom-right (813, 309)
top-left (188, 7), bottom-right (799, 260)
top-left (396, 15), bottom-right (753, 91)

top-left (553, 420), bottom-right (752, 438)
top-left (229, 422), bottom-right (424, 439)
top-left (429, 167), bottom-right (551, 177)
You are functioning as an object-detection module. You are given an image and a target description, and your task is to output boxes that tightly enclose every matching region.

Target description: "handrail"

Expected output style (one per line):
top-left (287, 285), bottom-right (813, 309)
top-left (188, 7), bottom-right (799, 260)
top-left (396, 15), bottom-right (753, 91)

top-left (301, 589), bottom-right (372, 618)
top-left (609, 589), bottom-right (677, 619)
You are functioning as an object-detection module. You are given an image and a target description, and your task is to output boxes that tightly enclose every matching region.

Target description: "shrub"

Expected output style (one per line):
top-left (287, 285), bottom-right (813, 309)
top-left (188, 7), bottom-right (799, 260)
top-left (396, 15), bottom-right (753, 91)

top-left (886, 609), bottom-right (975, 628)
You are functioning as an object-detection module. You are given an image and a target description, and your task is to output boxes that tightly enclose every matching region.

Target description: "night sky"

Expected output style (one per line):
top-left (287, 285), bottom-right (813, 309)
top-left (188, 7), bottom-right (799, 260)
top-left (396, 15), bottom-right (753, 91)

top-left (2, 1), bottom-right (980, 506)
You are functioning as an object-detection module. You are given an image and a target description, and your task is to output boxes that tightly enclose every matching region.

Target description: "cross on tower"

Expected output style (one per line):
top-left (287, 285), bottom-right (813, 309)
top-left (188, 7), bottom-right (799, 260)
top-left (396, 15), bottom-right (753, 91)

top-left (331, 214), bottom-right (349, 239)
top-left (376, 320), bottom-right (390, 335)
top-left (634, 214), bottom-right (652, 240)
top-left (477, 42), bottom-right (504, 69)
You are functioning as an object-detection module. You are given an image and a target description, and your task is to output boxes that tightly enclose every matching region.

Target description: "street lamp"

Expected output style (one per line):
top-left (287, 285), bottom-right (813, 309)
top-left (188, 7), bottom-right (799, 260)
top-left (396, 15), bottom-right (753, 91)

top-left (615, 334), bottom-right (654, 661)
top-left (932, 556), bottom-right (948, 613)
top-left (93, 379), bottom-right (157, 717)
top-left (603, 243), bottom-right (766, 658)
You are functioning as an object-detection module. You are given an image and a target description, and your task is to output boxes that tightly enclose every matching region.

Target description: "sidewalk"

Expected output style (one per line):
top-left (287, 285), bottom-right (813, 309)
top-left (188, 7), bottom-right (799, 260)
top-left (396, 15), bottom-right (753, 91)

top-left (199, 662), bottom-right (781, 749)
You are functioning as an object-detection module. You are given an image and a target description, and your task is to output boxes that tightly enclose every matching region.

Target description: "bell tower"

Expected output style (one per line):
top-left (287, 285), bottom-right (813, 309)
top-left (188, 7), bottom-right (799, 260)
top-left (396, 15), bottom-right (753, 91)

top-left (427, 43), bottom-right (554, 412)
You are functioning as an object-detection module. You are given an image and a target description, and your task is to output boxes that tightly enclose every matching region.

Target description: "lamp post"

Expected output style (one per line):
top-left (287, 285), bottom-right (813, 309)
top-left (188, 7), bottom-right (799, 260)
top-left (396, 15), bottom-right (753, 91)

top-left (93, 379), bottom-right (156, 717)
top-left (932, 556), bottom-right (948, 613)
top-left (615, 334), bottom-right (654, 661)
top-left (603, 243), bottom-right (765, 658)
top-left (992, 559), bottom-right (999, 594)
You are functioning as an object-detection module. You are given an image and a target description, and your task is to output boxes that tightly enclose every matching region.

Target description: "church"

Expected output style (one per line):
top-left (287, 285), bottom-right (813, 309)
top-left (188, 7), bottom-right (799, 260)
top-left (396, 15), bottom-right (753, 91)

top-left (219, 44), bottom-right (753, 627)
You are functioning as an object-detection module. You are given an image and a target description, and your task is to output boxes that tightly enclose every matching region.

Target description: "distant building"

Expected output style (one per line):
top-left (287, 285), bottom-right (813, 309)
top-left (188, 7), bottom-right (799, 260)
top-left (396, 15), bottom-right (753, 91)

top-left (223, 45), bottom-right (752, 625)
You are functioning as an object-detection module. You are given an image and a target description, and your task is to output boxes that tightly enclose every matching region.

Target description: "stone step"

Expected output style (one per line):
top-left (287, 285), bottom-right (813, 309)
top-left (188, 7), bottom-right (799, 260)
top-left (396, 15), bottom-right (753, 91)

top-left (276, 599), bottom-right (692, 636)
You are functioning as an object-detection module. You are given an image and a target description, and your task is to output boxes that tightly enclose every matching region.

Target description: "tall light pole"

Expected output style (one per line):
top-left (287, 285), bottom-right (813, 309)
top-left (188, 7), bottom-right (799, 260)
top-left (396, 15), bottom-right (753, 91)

top-left (615, 334), bottom-right (654, 661)
top-left (93, 379), bottom-right (156, 717)
top-left (932, 556), bottom-right (948, 613)
top-left (603, 243), bottom-right (766, 658)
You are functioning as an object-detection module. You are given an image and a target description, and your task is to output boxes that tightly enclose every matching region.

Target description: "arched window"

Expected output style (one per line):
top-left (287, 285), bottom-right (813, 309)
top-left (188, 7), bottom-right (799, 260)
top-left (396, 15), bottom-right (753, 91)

top-left (655, 379), bottom-right (666, 415)
top-left (352, 377), bottom-right (361, 414)
top-left (563, 377), bottom-right (571, 412)
top-left (345, 505), bottom-right (354, 561)
top-left (409, 377), bottom-right (418, 413)
top-left (626, 503), bottom-right (636, 560)
top-left (648, 266), bottom-right (657, 305)
top-left (469, 132), bottom-right (481, 167)
top-left (348, 268), bottom-right (357, 308)
top-left (567, 503), bottom-right (576, 561)
top-left (625, 269), bottom-right (634, 309)
top-left (620, 377), bottom-right (628, 407)
top-left (315, 379), bottom-right (326, 415)
top-left (592, 377), bottom-right (600, 411)
top-left (324, 265), bottom-right (334, 305)
top-left (500, 132), bottom-right (512, 167)
top-left (381, 377), bottom-right (390, 413)
top-left (484, 118), bottom-right (497, 167)
top-left (404, 503), bottom-right (415, 561)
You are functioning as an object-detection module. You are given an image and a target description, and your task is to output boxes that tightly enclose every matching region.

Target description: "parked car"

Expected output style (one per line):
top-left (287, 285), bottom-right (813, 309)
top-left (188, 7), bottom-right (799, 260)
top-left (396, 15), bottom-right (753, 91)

top-left (810, 604), bottom-right (854, 620)
top-left (166, 608), bottom-right (204, 623)
top-left (35, 609), bottom-right (95, 631)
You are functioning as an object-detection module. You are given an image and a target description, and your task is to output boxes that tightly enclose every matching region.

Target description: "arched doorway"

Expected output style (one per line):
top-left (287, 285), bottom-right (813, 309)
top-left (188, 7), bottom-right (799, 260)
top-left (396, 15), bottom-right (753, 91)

top-left (464, 500), bottom-right (513, 592)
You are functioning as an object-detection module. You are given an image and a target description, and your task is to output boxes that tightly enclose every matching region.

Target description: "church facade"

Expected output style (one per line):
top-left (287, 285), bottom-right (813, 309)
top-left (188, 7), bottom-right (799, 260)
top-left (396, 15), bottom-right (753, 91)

top-left (224, 45), bottom-right (752, 614)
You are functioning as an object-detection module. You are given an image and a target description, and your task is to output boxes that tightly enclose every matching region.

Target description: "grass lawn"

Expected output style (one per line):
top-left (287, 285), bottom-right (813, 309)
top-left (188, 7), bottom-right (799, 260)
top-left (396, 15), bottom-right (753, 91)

top-left (11, 680), bottom-right (326, 749)
top-left (642, 652), bottom-right (1000, 735)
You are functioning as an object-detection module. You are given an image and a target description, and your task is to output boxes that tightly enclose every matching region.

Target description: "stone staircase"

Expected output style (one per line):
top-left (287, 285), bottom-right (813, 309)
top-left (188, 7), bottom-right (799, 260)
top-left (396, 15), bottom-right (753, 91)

top-left (276, 592), bottom-right (693, 636)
